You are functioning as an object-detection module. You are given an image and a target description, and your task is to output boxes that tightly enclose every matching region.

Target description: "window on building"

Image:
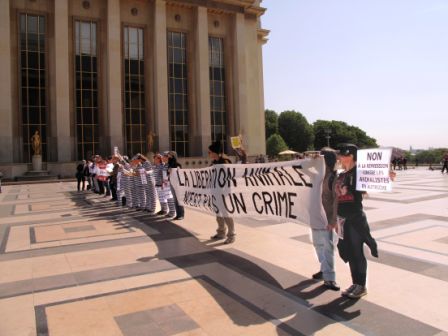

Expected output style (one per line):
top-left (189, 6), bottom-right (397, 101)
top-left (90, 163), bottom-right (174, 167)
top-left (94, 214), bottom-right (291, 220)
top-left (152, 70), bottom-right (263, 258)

top-left (123, 26), bottom-right (146, 156)
top-left (167, 31), bottom-right (189, 157)
top-left (209, 37), bottom-right (227, 150)
top-left (19, 13), bottom-right (47, 162)
top-left (75, 20), bottom-right (99, 160)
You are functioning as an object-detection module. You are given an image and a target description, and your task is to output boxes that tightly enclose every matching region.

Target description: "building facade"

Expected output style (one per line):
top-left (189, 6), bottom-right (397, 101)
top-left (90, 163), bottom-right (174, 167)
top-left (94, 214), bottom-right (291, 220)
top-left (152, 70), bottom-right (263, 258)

top-left (0, 0), bottom-right (268, 179)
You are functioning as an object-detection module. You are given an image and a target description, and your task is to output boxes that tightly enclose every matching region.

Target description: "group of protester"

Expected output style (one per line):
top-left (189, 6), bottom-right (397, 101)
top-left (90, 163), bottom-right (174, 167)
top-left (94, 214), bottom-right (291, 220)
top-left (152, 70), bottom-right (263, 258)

top-left (392, 156), bottom-right (407, 170)
top-left (315, 145), bottom-right (379, 298)
top-left (75, 141), bottom-right (380, 299)
top-left (76, 151), bottom-right (185, 220)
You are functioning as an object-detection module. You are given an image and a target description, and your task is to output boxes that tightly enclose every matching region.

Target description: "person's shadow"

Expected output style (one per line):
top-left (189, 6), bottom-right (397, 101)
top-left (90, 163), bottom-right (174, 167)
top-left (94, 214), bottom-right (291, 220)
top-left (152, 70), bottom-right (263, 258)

top-left (70, 191), bottom-right (362, 335)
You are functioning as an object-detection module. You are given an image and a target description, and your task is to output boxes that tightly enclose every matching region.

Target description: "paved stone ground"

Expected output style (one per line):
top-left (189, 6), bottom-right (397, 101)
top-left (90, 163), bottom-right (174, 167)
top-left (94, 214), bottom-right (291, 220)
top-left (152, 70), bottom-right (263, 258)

top-left (0, 168), bottom-right (447, 336)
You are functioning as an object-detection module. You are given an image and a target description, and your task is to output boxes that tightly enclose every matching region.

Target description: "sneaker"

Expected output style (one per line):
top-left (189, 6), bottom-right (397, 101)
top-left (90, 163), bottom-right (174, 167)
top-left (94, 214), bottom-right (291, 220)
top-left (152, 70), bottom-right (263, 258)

top-left (341, 284), bottom-right (357, 297)
top-left (324, 281), bottom-right (340, 291)
top-left (312, 271), bottom-right (323, 280)
top-left (224, 236), bottom-right (235, 244)
top-left (210, 234), bottom-right (225, 240)
top-left (347, 285), bottom-right (367, 299)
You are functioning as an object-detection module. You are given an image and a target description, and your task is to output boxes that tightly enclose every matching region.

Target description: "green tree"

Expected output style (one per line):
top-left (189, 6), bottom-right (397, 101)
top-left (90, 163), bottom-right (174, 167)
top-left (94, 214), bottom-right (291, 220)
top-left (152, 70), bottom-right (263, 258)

top-left (266, 134), bottom-right (288, 157)
top-left (278, 110), bottom-right (314, 152)
top-left (415, 148), bottom-right (447, 164)
top-left (265, 109), bottom-right (278, 140)
top-left (313, 120), bottom-right (377, 149)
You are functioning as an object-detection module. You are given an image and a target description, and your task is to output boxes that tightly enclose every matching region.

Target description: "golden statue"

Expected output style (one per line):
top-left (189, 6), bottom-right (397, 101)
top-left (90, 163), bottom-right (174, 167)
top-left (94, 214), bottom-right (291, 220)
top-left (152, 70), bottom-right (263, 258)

top-left (147, 131), bottom-right (156, 153)
top-left (31, 130), bottom-right (41, 156)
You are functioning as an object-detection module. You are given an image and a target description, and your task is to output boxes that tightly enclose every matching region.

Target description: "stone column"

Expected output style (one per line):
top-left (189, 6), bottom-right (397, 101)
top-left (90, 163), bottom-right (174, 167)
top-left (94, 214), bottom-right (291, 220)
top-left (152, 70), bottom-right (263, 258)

top-left (153, 0), bottom-right (169, 151)
top-left (193, 6), bottom-right (211, 156)
top-left (232, 13), bottom-right (248, 145)
top-left (54, 0), bottom-right (71, 162)
top-left (0, 0), bottom-right (13, 163)
top-left (106, 0), bottom-right (123, 154)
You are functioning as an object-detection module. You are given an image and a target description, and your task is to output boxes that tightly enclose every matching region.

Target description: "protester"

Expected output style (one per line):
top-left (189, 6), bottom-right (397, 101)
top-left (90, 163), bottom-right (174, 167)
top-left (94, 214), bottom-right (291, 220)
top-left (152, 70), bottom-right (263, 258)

top-left (335, 144), bottom-right (378, 299)
top-left (208, 141), bottom-right (236, 244)
top-left (139, 153), bottom-right (158, 214)
top-left (161, 152), bottom-right (176, 219)
top-left (167, 151), bottom-right (185, 220)
top-left (234, 147), bottom-right (248, 164)
top-left (84, 160), bottom-right (92, 190)
top-left (154, 153), bottom-right (175, 218)
top-left (309, 148), bottom-right (340, 291)
top-left (75, 160), bottom-right (86, 191)
top-left (108, 156), bottom-right (119, 201)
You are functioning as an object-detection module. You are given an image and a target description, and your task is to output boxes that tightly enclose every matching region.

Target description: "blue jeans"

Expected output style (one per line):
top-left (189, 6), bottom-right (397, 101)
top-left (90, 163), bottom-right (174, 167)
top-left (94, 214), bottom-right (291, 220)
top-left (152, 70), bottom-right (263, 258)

top-left (311, 229), bottom-right (336, 281)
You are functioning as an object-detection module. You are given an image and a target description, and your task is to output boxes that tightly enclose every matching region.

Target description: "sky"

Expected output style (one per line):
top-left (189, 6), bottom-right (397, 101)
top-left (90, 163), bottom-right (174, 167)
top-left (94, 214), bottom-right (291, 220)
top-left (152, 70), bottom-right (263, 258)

top-left (261, 0), bottom-right (448, 150)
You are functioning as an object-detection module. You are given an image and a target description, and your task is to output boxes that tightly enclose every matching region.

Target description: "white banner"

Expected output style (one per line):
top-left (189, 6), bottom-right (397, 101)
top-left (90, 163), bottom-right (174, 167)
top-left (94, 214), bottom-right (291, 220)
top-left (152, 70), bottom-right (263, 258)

top-left (171, 158), bottom-right (327, 226)
top-left (356, 148), bottom-right (392, 192)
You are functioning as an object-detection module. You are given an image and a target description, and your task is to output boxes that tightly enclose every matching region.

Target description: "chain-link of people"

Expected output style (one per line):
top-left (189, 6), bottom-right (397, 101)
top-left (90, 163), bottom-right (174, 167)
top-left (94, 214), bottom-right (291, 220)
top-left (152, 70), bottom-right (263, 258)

top-left (74, 140), bottom-right (403, 300)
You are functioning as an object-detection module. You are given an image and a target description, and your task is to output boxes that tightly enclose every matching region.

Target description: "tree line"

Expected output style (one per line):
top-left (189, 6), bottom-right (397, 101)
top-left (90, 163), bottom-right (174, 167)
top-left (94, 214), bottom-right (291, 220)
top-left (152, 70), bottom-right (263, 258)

top-left (265, 109), bottom-right (377, 157)
top-left (265, 109), bottom-right (446, 164)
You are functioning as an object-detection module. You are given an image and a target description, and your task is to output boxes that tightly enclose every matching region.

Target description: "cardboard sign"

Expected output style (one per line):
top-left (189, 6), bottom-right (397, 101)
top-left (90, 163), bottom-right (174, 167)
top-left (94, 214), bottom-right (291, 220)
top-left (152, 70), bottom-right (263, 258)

top-left (230, 136), bottom-right (242, 149)
top-left (356, 148), bottom-right (392, 192)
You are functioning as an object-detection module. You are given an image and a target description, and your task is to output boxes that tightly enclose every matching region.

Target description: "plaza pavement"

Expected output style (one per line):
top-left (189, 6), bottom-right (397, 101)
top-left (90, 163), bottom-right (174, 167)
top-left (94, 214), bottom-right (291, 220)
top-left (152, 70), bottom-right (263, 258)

top-left (0, 168), bottom-right (447, 336)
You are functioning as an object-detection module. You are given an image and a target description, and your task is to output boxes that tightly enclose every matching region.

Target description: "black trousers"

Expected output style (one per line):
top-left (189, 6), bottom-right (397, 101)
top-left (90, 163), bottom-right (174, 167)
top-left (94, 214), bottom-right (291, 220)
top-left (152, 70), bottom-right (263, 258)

top-left (337, 214), bottom-right (375, 287)
top-left (345, 223), bottom-right (367, 286)
top-left (77, 176), bottom-right (85, 191)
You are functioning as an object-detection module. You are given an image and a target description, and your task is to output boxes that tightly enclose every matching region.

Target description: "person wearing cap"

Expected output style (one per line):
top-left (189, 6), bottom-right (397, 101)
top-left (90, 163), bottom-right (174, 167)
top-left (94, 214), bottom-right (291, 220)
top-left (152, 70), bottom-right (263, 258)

top-left (309, 148), bottom-right (340, 291)
top-left (208, 141), bottom-right (236, 244)
top-left (335, 144), bottom-right (378, 299)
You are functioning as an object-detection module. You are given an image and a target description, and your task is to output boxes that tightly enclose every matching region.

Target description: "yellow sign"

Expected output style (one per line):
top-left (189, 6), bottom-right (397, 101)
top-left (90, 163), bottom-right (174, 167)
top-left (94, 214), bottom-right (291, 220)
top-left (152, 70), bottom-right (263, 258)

top-left (230, 136), bottom-right (242, 149)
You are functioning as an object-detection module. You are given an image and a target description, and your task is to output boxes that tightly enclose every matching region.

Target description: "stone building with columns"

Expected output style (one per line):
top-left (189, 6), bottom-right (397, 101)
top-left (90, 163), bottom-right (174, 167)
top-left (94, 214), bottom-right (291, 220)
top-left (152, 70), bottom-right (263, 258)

top-left (0, 0), bottom-right (268, 179)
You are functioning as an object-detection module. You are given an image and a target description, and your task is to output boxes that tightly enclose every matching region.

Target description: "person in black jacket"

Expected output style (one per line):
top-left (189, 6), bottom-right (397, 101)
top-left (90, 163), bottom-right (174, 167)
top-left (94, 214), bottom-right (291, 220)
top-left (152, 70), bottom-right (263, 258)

top-left (76, 160), bottom-right (86, 191)
top-left (335, 144), bottom-right (378, 299)
top-left (208, 141), bottom-right (235, 244)
top-left (167, 151), bottom-right (185, 220)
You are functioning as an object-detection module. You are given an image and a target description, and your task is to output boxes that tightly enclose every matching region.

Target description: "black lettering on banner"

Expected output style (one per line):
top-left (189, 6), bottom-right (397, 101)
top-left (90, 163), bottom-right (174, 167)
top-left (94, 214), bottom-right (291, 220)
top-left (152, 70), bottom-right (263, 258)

top-left (252, 193), bottom-right (264, 214)
top-left (281, 166), bottom-right (303, 186)
top-left (251, 191), bottom-right (299, 219)
top-left (273, 167), bottom-right (292, 185)
top-left (221, 193), bottom-right (247, 214)
top-left (292, 166), bottom-right (313, 188)
top-left (287, 192), bottom-right (297, 219)
top-left (277, 192), bottom-right (288, 216)
top-left (262, 192), bottom-right (274, 214)
top-left (183, 171), bottom-right (190, 187)
top-left (194, 171), bottom-right (201, 188)
top-left (176, 170), bottom-right (185, 186)
top-left (243, 167), bottom-right (273, 187)
top-left (212, 195), bottom-right (219, 214)
top-left (217, 168), bottom-right (226, 188)
top-left (367, 152), bottom-right (382, 161)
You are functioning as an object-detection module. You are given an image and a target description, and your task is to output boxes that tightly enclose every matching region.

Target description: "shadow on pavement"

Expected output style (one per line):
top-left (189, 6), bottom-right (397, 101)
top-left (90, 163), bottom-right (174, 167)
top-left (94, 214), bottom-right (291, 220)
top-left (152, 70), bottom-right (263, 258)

top-left (68, 190), bottom-right (361, 335)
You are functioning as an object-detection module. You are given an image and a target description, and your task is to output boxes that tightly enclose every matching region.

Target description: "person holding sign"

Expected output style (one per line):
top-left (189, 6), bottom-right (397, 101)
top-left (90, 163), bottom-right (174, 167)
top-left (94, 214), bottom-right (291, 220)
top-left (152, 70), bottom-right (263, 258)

top-left (231, 135), bottom-right (247, 164)
top-left (208, 141), bottom-right (236, 244)
top-left (335, 144), bottom-right (378, 299)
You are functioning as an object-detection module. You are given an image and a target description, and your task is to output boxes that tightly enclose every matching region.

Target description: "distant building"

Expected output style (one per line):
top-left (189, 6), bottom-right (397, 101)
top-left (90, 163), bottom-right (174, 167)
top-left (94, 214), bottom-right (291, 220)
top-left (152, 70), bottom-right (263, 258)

top-left (0, 0), bottom-right (269, 179)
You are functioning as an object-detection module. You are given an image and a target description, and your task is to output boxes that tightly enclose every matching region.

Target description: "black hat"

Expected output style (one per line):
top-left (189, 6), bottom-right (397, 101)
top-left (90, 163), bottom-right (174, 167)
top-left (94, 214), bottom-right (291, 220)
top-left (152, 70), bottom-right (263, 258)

top-left (208, 141), bottom-right (223, 154)
top-left (338, 143), bottom-right (358, 160)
